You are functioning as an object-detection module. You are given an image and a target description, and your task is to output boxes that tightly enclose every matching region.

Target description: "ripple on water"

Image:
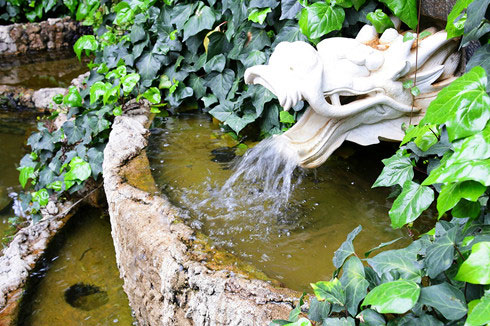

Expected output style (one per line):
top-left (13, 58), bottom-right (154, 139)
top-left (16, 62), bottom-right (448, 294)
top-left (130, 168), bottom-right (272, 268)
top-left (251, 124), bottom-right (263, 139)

top-left (147, 114), bottom-right (412, 291)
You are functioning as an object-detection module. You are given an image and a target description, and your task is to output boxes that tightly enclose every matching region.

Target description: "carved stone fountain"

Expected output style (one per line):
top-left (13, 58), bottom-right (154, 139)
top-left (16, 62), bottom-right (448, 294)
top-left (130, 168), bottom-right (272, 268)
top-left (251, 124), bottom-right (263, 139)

top-left (245, 23), bottom-right (460, 168)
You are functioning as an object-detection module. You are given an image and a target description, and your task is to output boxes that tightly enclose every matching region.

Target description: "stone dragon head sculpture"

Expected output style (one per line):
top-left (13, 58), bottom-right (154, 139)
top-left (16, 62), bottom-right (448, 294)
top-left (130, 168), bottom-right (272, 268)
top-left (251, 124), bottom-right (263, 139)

top-left (245, 23), bottom-right (461, 168)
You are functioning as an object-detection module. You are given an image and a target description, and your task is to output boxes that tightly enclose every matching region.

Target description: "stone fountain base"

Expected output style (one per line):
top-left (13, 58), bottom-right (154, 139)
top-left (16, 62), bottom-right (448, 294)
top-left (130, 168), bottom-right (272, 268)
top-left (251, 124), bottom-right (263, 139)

top-left (103, 103), bottom-right (299, 325)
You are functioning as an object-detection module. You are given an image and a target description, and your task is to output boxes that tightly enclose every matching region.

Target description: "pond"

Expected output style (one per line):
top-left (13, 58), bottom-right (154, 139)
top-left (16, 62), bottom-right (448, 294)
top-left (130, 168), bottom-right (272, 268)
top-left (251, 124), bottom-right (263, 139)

top-left (147, 114), bottom-right (412, 292)
top-left (17, 207), bottom-right (134, 326)
top-left (0, 49), bottom-right (88, 90)
top-left (0, 114), bottom-right (133, 324)
top-left (0, 113), bottom-right (35, 238)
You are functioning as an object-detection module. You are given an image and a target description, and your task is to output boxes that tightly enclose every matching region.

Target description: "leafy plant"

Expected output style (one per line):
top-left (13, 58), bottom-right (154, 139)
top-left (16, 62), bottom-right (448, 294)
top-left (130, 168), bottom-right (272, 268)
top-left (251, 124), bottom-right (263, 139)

top-left (0, 0), bottom-right (105, 25)
top-left (272, 6), bottom-right (490, 322)
top-left (298, 0), bottom-right (417, 41)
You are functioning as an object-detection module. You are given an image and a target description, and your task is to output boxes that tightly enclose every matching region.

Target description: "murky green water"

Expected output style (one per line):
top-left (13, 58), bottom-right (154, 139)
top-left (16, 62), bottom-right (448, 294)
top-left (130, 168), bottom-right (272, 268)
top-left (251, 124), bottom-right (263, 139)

top-left (0, 113), bottom-right (133, 323)
top-left (148, 115), bottom-right (412, 291)
top-left (0, 49), bottom-right (87, 90)
top-left (0, 113), bottom-right (35, 238)
top-left (18, 207), bottom-right (134, 326)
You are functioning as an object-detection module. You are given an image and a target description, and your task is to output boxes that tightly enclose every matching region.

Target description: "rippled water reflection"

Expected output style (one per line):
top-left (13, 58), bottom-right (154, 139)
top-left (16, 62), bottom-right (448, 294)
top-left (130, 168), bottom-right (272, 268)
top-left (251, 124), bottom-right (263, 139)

top-left (147, 114), bottom-right (411, 291)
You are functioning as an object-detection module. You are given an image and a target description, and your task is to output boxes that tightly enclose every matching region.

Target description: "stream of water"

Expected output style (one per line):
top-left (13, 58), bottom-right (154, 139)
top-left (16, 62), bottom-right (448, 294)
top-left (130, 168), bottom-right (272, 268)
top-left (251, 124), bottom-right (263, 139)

top-left (148, 114), bottom-right (412, 291)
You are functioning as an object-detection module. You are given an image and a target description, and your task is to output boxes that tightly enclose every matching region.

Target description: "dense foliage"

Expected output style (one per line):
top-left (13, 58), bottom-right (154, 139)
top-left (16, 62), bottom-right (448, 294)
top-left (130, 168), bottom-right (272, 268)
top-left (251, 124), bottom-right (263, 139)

top-left (14, 0), bottom-right (414, 220)
top-left (9, 0), bottom-right (490, 323)
top-left (272, 66), bottom-right (490, 326)
top-left (270, 1), bottom-right (490, 325)
top-left (0, 0), bottom-right (104, 24)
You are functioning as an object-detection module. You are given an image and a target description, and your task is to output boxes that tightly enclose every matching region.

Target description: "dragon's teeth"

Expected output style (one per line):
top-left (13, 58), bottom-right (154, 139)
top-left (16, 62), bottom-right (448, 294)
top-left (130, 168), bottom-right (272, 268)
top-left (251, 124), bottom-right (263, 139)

top-left (330, 93), bottom-right (341, 105)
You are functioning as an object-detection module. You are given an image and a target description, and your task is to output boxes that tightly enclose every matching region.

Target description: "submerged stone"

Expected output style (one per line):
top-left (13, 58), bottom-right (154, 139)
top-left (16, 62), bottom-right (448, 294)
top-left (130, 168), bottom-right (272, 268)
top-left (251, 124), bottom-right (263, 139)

top-left (64, 283), bottom-right (109, 311)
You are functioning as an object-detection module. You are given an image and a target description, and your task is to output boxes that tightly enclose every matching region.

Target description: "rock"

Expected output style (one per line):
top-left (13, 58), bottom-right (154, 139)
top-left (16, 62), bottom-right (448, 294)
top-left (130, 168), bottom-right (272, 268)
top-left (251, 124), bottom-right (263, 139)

top-left (31, 88), bottom-right (66, 110)
top-left (103, 103), bottom-right (298, 325)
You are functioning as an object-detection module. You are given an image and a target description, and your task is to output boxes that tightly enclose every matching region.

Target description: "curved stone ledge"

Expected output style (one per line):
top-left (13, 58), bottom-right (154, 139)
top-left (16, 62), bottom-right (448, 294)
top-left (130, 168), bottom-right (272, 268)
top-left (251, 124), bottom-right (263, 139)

top-left (103, 104), bottom-right (300, 325)
top-left (0, 201), bottom-right (77, 325)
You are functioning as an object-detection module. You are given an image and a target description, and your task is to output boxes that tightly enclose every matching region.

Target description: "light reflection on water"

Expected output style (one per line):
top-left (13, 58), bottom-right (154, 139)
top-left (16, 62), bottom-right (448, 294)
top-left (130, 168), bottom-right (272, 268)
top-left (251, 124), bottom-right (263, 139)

top-left (18, 208), bottom-right (135, 326)
top-left (0, 114), bottom-right (133, 324)
top-left (147, 114), bottom-right (411, 291)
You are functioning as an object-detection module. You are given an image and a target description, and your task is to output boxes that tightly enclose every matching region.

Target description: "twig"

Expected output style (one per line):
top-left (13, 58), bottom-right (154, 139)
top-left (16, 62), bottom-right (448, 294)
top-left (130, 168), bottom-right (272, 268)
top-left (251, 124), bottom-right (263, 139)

top-left (410, 0), bottom-right (422, 125)
top-left (20, 183), bottom-right (103, 232)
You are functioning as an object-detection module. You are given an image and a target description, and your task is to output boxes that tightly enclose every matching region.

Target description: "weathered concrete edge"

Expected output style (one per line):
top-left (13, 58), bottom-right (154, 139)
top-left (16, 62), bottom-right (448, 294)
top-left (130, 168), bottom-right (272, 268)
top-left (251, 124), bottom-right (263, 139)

top-left (103, 104), bottom-right (300, 326)
top-left (0, 201), bottom-right (77, 325)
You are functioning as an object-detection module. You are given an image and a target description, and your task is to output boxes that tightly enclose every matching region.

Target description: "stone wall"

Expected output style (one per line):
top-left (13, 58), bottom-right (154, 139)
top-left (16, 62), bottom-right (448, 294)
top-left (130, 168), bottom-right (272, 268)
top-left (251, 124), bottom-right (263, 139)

top-left (0, 17), bottom-right (89, 56)
top-left (103, 104), bottom-right (300, 326)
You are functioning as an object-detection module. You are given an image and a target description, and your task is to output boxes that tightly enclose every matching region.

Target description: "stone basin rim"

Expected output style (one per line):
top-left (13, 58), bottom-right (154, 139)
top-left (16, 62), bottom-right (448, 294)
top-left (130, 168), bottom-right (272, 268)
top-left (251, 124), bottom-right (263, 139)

top-left (103, 102), bottom-right (300, 325)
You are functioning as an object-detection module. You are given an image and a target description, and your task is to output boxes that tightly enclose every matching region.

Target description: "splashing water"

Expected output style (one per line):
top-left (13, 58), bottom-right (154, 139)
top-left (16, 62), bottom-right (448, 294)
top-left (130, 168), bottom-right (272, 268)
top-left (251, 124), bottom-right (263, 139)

top-left (218, 135), bottom-right (302, 211)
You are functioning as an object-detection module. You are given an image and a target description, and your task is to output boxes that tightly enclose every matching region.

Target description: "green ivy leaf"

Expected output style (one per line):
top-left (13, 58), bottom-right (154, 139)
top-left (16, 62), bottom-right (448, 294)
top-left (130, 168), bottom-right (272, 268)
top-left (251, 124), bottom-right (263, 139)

top-left (64, 156), bottom-right (91, 189)
top-left (361, 280), bottom-right (420, 314)
top-left (18, 166), bottom-right (36, 189)
top-left (437, 181), bottom-right (486, 218)
top-left (142, 87), bottom-right (161, 104)
top-left (52, 94), bottom-right (63, 105)
top-left (121, 73), bottom-right (140, 95)
top-left (340, 256), bottom-right (369, 316)
top-left (333, 225), bottom-right (362, 268)
top-left (401, 124), bottom-right (439, 152)
top-left (248, 7), bottom-right (272, 24)
top-left (366, 9), bottom-right (394, 34)
top-left (299, 3), bottom-right (345, 39)
top-left (445, 0), bottom-right (473, 38)
top-left (308, 298), bottom-right (331, 323)
top-left (280, 110), bottom-right (295, 124)
top-left (32, 188), bottom-right (49, 207)
top-left (466, 292), bottom-right (490, 326)
top-left (452, 199), bottom-right (481, 218)
top-left (90, 81), bottom-right (111, 105)
top-left (467, 44), bottom-right (490, 91)
top-left (63, 0), bottom-right (77, 13)
top-left (425, 226), bottom-right (459, 278)
top-left (289, 293), bottom-right (305, 322)
top-left (454, 241), bottom-right (490, 284)
top-left (183, 4), bottom-right (216, 41)
top-left (364, 238), bottom-right (402, 258)
top-left (322, 317), bottom-right (355, 326)
top-left (420, 66), bottom-right (490, 142)
top-left (389, 181), bottom-right (434, 229)
top-left (46, 181), bottom-right (63, 192)
top-left (419, 282), bottom-right (467, 320)
top-left (379, 0), bottom-right (417, 29)
top-left (373, 150), bottom-right (414, 188)
top-left (423, 125), bottom-right (490, 187)
top-left (284, 318), bottom-right (312, 326)
top-left (63, 86), bottom-right (83, 107)
top-left (73, 35), bottom-right (98, 60)
top-left (367, 241), bottom-right (422, 282)
top-left (310, 278), bottom-right (346, 306)
top-left (205, 69), bottom-right (235, 101)
top-left (356, 309), bottom-right (385, 326)
top-left (204, 54), bottom-right (226, 73)
top-left (103, 85), bottom-right (120, 105)
top-left (113, 106), bottom-right (122, 116)
top-left (136, 52), bottom-right (163, 82)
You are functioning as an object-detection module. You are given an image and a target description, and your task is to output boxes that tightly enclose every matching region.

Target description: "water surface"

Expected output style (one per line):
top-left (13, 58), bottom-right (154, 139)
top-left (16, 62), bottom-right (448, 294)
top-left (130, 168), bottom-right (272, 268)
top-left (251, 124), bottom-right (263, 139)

top-left (0, 49), bottom-right (87, 89)
top-left (18, 207), bottom-right (134, 326)
top-left (147, 115), bottom-right (411, 291)
top-left (0, 113), bottom-right (35, 238)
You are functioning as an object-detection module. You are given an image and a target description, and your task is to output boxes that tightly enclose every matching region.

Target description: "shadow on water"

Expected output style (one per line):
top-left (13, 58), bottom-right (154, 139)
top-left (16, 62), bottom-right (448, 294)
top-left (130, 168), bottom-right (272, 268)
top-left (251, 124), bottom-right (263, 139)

top-left (147, 114), bottom-right (419, 291)
top-left (17, 206), bottom-right (135, 326)
top-left (0, 49), bottom-right (88, 90)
